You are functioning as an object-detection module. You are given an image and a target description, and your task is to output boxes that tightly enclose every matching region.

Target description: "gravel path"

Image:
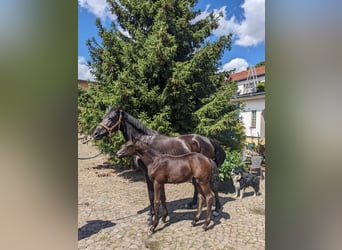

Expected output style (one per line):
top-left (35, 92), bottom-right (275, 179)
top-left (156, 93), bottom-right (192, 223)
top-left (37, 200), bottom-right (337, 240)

top-left (78, 137), bottom-right (265, 249)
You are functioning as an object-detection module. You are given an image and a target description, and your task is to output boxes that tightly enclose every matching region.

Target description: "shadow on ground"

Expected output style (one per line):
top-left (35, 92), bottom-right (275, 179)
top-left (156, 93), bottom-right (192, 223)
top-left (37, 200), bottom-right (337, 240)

top-left (136, 194), bottom-right (236, 214)
top-left (239, 190), bottom-right (262, 198)
top-left (137, 196), bottom-right (234, 232)
top-left (78, 220), bottom-right (116, 240)
top-left (115, 168), bottom-right (146, 182)
top-left (93, 162), bottom-right (146, 182)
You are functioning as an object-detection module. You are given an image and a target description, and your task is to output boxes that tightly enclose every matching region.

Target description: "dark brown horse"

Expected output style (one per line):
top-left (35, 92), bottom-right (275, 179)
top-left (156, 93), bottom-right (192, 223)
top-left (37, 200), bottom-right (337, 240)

top-left (117, 137), bottom-right (214, 233)
top-left (92, 108), bottom-right (225, 219)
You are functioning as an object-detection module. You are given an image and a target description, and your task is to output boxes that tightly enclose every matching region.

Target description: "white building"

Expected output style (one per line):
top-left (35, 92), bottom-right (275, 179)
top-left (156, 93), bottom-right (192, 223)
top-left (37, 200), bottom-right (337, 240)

top-left (229, 65), bottom-right (265, 145)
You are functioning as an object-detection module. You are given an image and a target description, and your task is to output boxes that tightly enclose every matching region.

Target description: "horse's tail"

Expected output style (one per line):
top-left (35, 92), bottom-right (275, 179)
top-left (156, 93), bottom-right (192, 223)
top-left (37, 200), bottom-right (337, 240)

top-left (209, 159), bottom-right (219, 192)
top-left (210, 139), bottom-right (226, 168)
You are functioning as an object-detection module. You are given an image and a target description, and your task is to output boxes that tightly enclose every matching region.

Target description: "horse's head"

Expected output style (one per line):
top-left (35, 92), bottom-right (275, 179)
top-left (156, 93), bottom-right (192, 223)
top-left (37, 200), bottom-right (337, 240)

top-left (116, 137), bottom-right (146, 158)
top-left (92, 107), bottom-right (123, 139)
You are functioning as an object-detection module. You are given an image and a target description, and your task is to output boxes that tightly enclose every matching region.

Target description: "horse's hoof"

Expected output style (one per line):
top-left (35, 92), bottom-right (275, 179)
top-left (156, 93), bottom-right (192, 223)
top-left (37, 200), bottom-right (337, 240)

top-left (202, 225), bottom-right (208, 231)
top-left (162, 216), bottom-right (168, 223)
top-left (148, 226), bottom-right (155, 235)
top-left (212, 211), bottom-right (220, 217)
top-left (191, 219), bottom-right (198, 226)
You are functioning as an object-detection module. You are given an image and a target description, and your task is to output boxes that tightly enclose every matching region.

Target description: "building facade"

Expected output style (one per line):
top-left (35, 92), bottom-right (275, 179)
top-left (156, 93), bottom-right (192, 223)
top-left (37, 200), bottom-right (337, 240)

top-left (230, 65), bottom-right (265, 145)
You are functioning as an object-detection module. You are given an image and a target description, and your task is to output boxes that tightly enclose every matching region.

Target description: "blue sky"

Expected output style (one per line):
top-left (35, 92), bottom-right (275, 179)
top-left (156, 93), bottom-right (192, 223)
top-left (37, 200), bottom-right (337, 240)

top-left (78, 0), bottom-right (265, 80)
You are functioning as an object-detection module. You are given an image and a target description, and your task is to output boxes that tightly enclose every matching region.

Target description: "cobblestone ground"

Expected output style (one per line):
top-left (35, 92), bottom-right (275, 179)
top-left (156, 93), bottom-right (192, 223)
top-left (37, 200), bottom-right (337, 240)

top-left (78, 138), bottom-right (265, 250)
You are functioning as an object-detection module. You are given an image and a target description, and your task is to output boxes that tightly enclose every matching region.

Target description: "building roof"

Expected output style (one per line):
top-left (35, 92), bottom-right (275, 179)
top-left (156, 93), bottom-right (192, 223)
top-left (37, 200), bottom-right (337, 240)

top-left (231, 91), bottom-right (265, 103)
top-left (227, 65), bottom-right (265, 82)
top-left (78, 79), bottom-right (97, 89)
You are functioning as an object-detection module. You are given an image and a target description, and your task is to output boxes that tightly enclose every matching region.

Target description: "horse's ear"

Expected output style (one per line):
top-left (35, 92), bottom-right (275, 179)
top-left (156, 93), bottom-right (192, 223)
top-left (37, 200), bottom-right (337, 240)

top-left (131, 135), bottom-right (137, 143)
top-left (108, 105), bottom-right (112, 111)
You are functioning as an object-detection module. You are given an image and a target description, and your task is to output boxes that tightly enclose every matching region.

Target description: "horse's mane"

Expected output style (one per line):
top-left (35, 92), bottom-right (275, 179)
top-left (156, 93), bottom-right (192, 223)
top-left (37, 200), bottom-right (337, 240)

top-left (135, 139), bottom-right (161, 158)
top-left (123, 111), bottom-right (158, 136)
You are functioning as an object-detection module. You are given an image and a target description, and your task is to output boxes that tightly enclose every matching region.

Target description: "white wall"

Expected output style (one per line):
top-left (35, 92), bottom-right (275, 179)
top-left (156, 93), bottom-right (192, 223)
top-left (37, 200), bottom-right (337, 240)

top-left (233, 73), bottom-right (266, 142)
top-left (237, 76), bottom-right (265, 94)
top-left (237, 75), bottom-right (265, 87)
top-left (240, 98), bottom-right (265, 138)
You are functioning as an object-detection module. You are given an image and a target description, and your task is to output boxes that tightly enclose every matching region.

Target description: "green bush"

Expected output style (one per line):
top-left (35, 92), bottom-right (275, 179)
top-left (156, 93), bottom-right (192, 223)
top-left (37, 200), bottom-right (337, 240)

top-left (219, 150), bottom-right (245, 182)
top-left (256, 81), bottom-right (265, 92)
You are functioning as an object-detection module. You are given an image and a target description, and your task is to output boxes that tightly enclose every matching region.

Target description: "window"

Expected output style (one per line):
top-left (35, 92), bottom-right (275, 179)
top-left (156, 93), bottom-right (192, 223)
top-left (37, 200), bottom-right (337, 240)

top-left (251, 110), bottom-right (256, 128)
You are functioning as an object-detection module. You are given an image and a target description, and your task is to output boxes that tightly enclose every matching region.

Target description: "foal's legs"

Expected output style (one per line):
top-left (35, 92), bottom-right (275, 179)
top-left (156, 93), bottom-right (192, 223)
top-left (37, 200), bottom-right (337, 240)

top-left (191, 181), bottom-right (213, 230)
top-left (185, 178), bottom-right (198, 209)
top-left (150, 182), bottom-right (162, 234)
top-left (200, 183), bottom-right (213, 230)
top-left (144, 170), bottom-right (155, 224)
top-left (143, 170), bottom-right (168, 225)
top-left (160, 185), bottom-right (168, 222)
top-left (187, 178), bottom-right (221, 217)
top-left (191, 182), bottom-right (204, 226)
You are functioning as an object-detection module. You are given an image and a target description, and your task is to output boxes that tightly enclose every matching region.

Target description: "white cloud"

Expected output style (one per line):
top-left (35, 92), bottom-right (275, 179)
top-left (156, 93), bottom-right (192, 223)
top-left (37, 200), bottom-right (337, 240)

top-left (234, 0), bottom-right (265, 46)
top-left (79, 0), bottom-right (130, 37)
top-left (78, 56), bottom-right (96, 81)
top-left (221, 58), bottom-right (249, 73)
top-left (190, 4), bottom-right (211, 24)
top-left (117, 26), bottom-right (131, 38)
top-left (78, 0), bottom-right (116, 22)
top-left (211, 6), bottom-right (240, 41)
top-left (193, 0), bottom-right (265, 47)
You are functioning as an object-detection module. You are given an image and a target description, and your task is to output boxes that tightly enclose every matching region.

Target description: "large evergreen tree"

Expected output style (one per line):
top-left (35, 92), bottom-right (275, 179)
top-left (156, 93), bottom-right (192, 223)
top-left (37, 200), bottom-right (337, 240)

top-left (78, 0), bottom-right (245, 160)
top-left (194, 81), bottom-right (246, 150)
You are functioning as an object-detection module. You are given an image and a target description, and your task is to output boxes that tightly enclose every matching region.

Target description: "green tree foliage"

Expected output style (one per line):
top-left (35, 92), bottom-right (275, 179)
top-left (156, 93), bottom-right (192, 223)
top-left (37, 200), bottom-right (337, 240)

top-left (256, 81), bottom-right (265, 92)
top-left (255, 61), bottom-right (265, 67)
top-left (194, 81), bottom-right (245, 150)
top-left (78, 0), bottom-right (245, 162)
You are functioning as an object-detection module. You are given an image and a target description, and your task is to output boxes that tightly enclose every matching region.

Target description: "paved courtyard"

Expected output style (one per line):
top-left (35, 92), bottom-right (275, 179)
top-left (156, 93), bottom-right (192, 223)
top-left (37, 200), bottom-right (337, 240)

top-left (78, 138), bottom-right (265, 250)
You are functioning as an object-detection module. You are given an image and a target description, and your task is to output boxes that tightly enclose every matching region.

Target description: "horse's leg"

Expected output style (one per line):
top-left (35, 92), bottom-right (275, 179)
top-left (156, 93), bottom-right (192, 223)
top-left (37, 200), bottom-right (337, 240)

top-left (144, 170), bottom-right (155, 224)
top-left (201, 183), bottom-right (213, 231)
top-left (211, 183), bottom-right (222, 216)
top-left (191, 182), bottom-right (203, 226)
top-left (210, 163), bottom-right (222, 216)
top-left (149, 182), bottom-right (161, 234)
top-left (212, 192), bottom-right (221, 216)
top-left (254, 181), bottom-right (260, 196)
top-left (185, 178), bottom-right (198, 209)
top-left (160, 184), bottom-right (168, 222)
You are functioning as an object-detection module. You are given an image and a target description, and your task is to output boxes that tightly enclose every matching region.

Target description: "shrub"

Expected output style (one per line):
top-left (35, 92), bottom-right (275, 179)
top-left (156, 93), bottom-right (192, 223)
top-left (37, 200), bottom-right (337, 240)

top-left (256, 81), bottom-right (265, 92)
top-left (219, 150), bottom-right (245, 182)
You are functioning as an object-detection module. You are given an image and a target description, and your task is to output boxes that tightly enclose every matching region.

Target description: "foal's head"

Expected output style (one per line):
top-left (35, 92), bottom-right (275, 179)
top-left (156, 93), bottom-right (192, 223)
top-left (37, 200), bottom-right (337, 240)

top-left (116, 137), bottom-right (147, 158)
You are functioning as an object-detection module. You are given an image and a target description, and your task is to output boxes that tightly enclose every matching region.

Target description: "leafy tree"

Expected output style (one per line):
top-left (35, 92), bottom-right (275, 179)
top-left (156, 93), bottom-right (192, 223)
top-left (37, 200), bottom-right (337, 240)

top-left (194, 81), bottom-right (245, 150)
top-left (255, 61), bottom-right (265, 67)
top-left (78, 0), bottom-right (245, 162)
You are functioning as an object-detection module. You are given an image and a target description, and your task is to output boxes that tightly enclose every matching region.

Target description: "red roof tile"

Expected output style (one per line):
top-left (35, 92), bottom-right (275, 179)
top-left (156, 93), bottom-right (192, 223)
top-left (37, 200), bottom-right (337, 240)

top-left (227, 65), bottom-right (265, 82)
top-left (78, 79), bottom-right (97, 89)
